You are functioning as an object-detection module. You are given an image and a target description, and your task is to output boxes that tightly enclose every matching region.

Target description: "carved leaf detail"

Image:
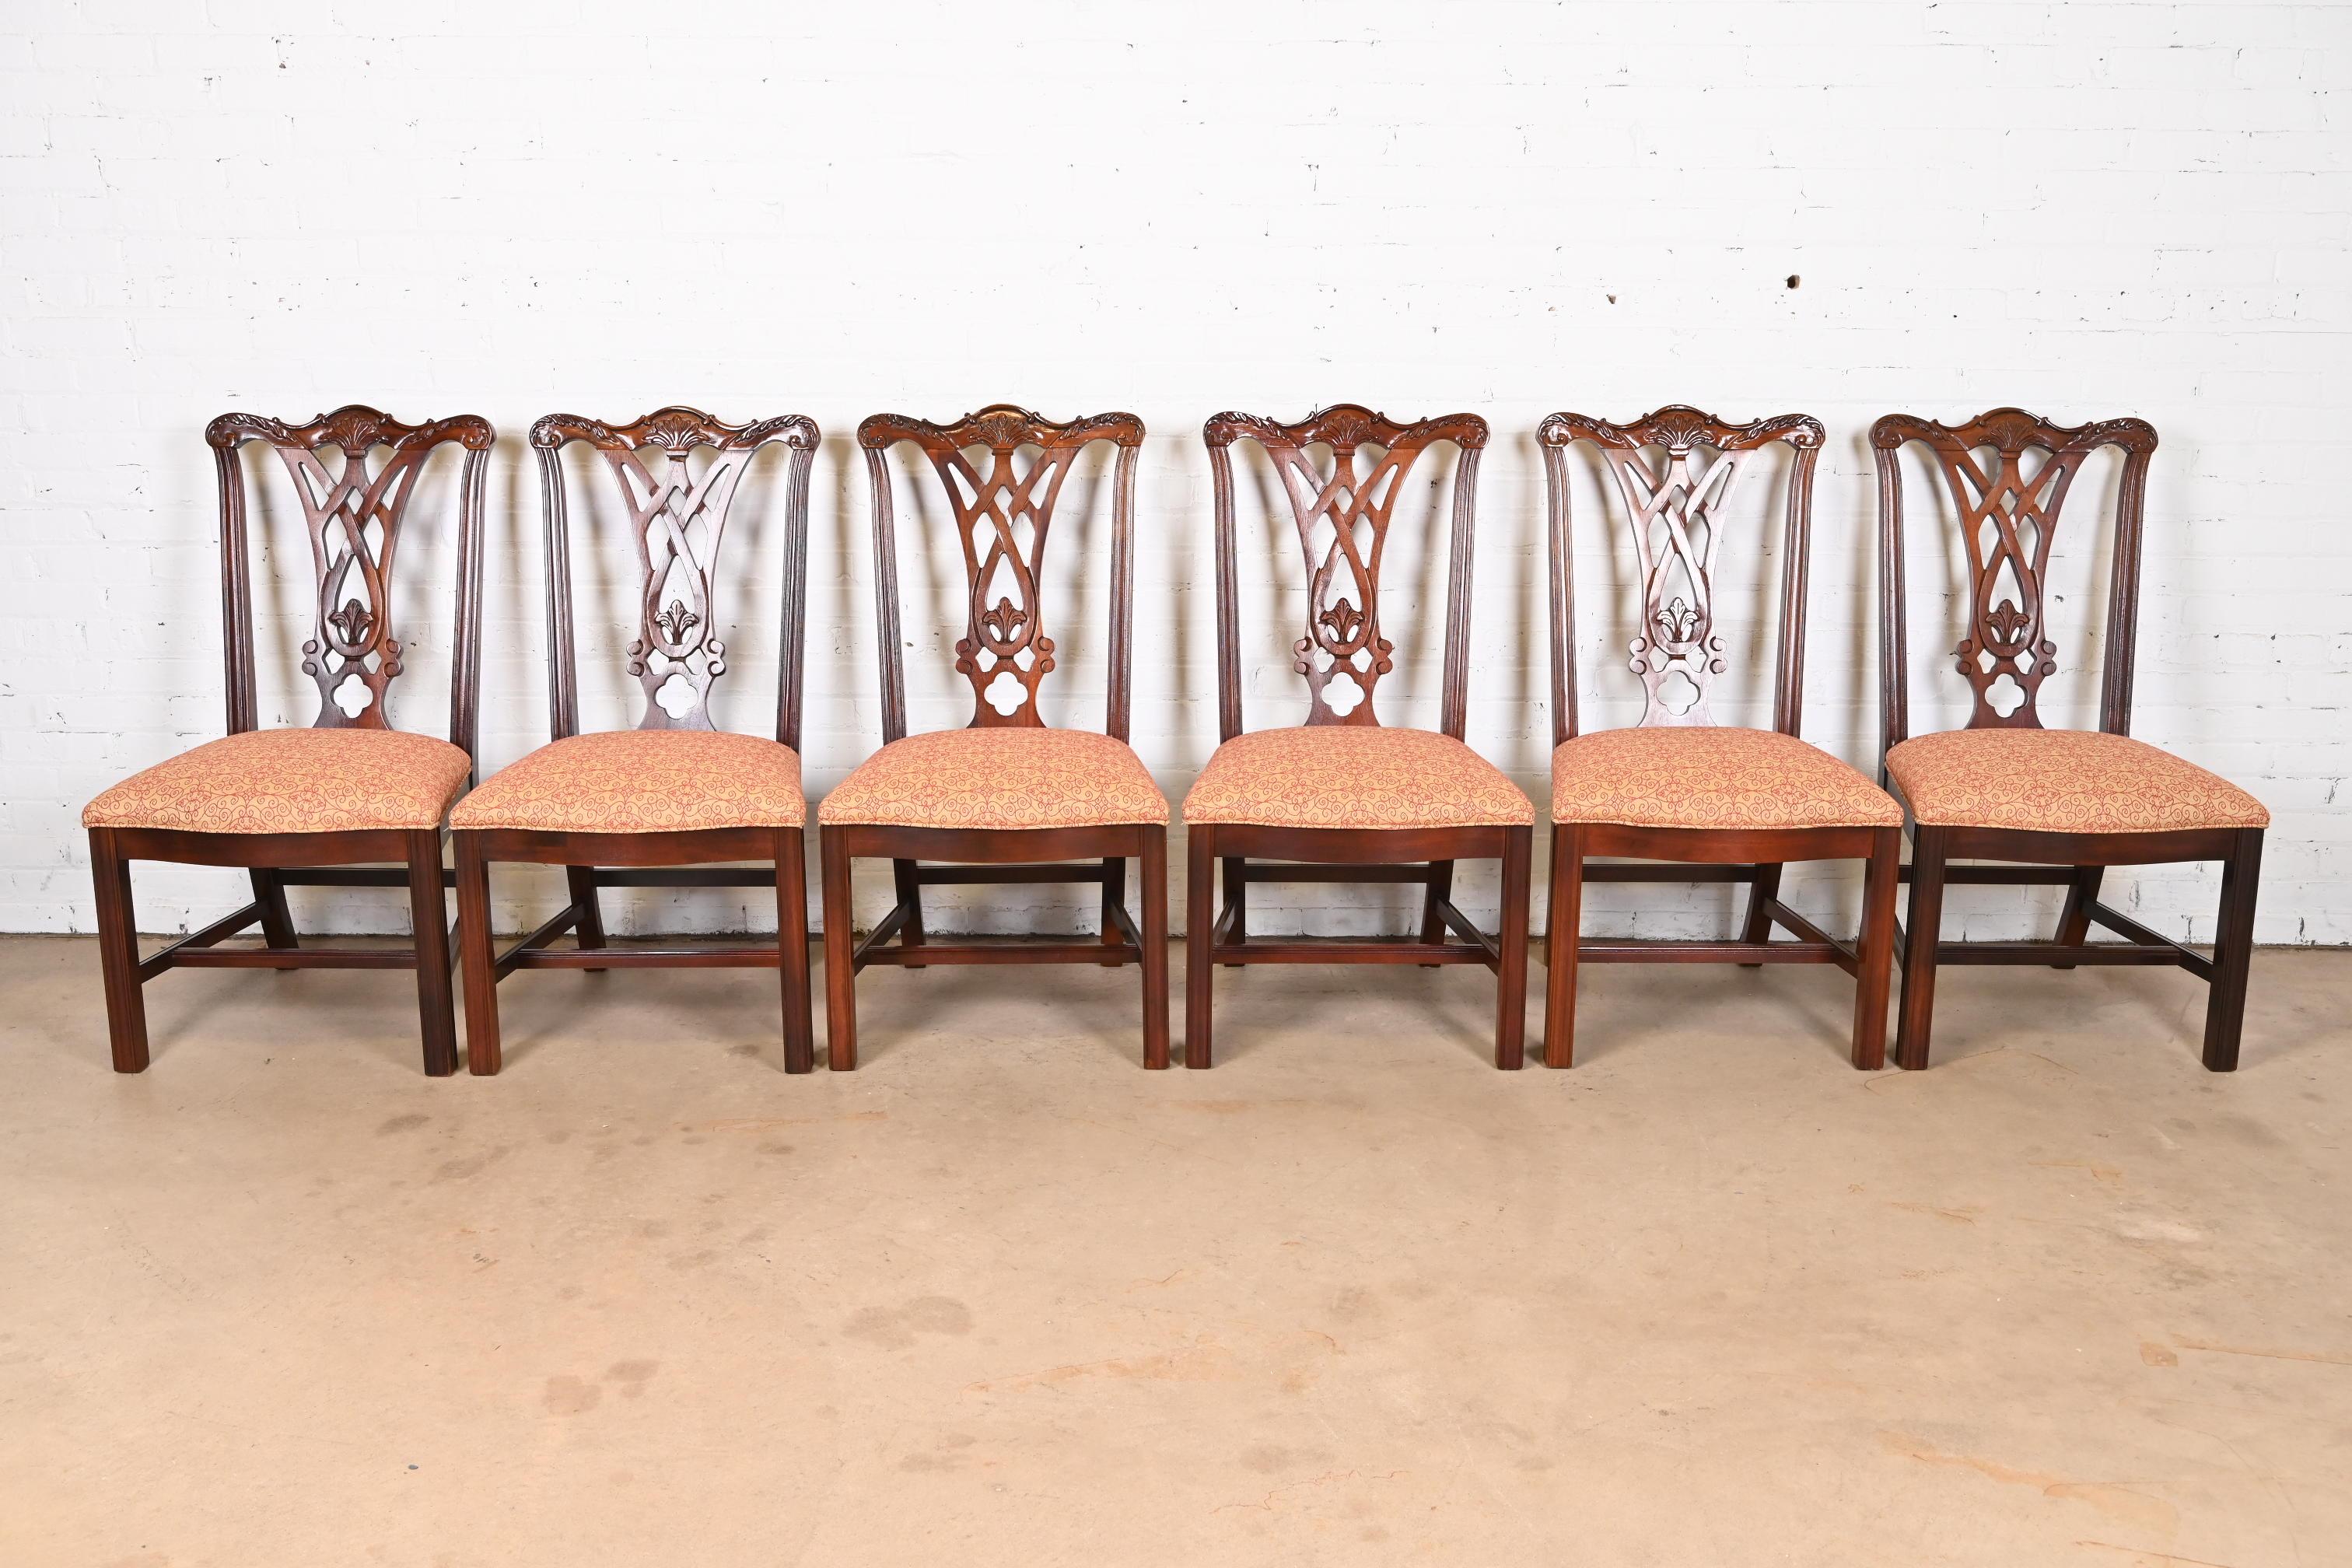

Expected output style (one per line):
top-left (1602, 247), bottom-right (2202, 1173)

top-left (1985, 598), bottom-right (2031, 644)
top-left (1653, 596), bottom-right (1701, 645)
top-left (1318, 597), bottom-right (1365, 644)
top-left (653, 597), bottom-right (700, 646)
top-left (981, 597), bottom-right (1027, 641)
top-left (326, 597), bottom-right (374, 646)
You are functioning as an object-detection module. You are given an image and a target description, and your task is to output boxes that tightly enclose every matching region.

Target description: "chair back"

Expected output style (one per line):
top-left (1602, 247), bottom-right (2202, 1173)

top-left (1204, 404), bottom-right (1488, 739)
top-left (857, 404), bottom-right (1145, 742)
top-left (207, 404), bottom-right (494, 753)
top-left (532, 406), bottom-right (819, 744)
top-left (1871, 407), bottom-right (2158, 750)
top-left (1539, 405), bottom-right (1824, 744)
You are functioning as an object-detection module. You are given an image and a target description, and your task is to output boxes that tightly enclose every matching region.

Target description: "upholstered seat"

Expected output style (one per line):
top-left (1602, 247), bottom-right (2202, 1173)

top-left (450, 730), bottom-right (804, 833)
top-left (82, 728), bottom-right (472, 835)
top-left (1552, 726), bottom-right (1899, 831)
top-left (1885, 728), bottom-right (2268, 835)
top-left (1185, 726), bottom-right (1533, 829)
top-left (819, 727), bottom-right (1167, 830)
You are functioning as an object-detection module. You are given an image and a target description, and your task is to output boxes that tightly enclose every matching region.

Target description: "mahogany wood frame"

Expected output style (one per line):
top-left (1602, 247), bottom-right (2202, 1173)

top-left (88, 405), bottom-right (492, 1075)
top-left (1874, 408), bottom-right (2262, 1071)
top-left (453, 407), bottom-right (821, 1075)
top-left (825, 405), bottom-right (1168, 1070)
top-left (1188, 405), bottom-right (1531, 1069)
top-left (1538, 406), bottom-right (1901, 1069)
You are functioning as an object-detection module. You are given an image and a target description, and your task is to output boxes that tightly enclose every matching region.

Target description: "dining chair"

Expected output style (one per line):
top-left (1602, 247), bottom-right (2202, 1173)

top-left (1873, 408), bottom-right (2267, 1069)
top-left (1538, 406), bottom-right (1902, 1069)
top-left (450, 406), bottom-right (819, 1073)
top-left (82, 405), bottom-right (492, 1074)
top-left (819, 405), bottom-right (1170, 1069)
top-left (1184, 404), bottom-right (1533, 1069)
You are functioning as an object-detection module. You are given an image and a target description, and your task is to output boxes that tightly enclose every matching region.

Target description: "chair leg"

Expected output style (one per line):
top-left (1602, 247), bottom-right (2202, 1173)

top-left (2201, 828), bottom-right (2263, 1073)
top-left (406, 829), bottom-right (458, 1078)
top-left (454, 832), bottom-right (501, 1076)
top-left (1139, 827), bottom-right (1171, 1069)
top-left (1738, 863), bottom-right (1783, 967)
top-left (1495, 829), bottom-right (1531, 1070)
top-left (565, 865), bottom-right (608, 973)
top-left (249, 869), bottom-right (299, 965)
top-left (775, 828), bottom-right (814, 1075)
top-left (1850, 828), bottom-right (1899, 1070)
top-left (89, 828), bottom-right (150, 1073)
top-left (1100, 856), bottom-right (1127, 968)
top-left (2050, 865), bottom-right (2102, 969)
top-left (1221, 855), bottom-right (1248, 965)
top-left (1894, 828), bottom-right (1948, 1070)
top-left (1186, 827), bottom-right (1216, 1068)
top-left (1419, 859), bottom-right (1454, 967)
top-left (892, 858), bottom-right (926, 968)
top-left (1544, 824), bottom-right (1583, 1069)
top-left (823, 829), bottom-right (859, 1071)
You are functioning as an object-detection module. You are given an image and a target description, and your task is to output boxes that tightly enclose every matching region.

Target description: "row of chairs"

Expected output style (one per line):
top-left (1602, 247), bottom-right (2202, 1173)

top-left (81, 402), bottom-right (2268, 1079)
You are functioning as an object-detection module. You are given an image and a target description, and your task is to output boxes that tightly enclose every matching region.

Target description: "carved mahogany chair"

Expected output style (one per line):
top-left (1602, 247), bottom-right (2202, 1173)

top-left (1185, 405), bottom-right (1533, 1069)
top-left (1538, 407), bottom-right (1902, 1069)
top-left (820, 406), bottom-right (1169, 1069)
top-left (450, 408), bottom-right (819, 1073)
top-left (82, 406), bottom-right (492, 1074)
top-left (1873, 408), bottom-right (2267, 1070)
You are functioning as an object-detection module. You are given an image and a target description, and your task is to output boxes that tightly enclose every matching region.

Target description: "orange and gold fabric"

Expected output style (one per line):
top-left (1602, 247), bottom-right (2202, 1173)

top-left (818, 728), bottom-right (1168, 830)
top-left (1886, 728), bottom-right (2268, 835)
top-left (1551, 726), bottom-right (1900, 831)
top-left (450, 730), bottom-right (805, 833)
top-left (82, 728), bottom-right (472, 835)
top-left (1183, 726), bottom-right (1533, 829)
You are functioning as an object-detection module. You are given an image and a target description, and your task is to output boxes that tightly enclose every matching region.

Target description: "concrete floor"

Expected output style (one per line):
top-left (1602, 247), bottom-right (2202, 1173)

top-left (1, 936), bottom-right (2347, 1566)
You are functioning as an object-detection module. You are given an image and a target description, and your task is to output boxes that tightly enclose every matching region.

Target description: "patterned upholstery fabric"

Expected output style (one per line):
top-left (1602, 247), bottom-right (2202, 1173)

top-left (1183, 726), bottom-right (1533, 828)
top-left (818, 728), bottom-right (1168, 829)
top-left (1886, 728), bottom-right (2268, 834)
top-left (82, 728), bottom-right (471, 835)
top-left (1552, 726), bottom-right (1900, 830)
top-left (451, 730), bottom-right (805, 832)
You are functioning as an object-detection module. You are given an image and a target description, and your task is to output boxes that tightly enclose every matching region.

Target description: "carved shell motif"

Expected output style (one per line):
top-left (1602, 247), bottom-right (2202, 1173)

top-left (1314, 407), bottom-right (1378, 450)
top-left (1643, 407), bottom-right (1722, 453)
top-left (968, 411), bottom-right (1035, 450)
top-left (1975, 408), bottom-right (2054, 451)
top-left (317, 407), bottom-right (394, 453)
top-left (639, 408), bottom-right (717, 450)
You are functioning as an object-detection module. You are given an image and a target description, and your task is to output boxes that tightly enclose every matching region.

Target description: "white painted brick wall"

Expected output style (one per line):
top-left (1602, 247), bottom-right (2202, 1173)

top-left (2, 1), bottom-right (2346, 945)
